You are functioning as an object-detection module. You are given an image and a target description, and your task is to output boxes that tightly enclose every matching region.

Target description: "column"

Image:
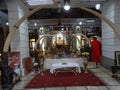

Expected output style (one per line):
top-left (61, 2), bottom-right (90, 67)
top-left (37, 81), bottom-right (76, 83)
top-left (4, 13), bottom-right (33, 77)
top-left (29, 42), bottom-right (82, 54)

top-left (101, 0), bottom-right (120, 69)
top-left (7, 0), bottom-right (29, 76)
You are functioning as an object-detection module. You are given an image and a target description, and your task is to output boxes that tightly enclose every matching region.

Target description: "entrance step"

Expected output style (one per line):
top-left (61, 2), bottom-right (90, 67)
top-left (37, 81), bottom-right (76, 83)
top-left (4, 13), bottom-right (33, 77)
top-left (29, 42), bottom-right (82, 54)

top-left (87, 61), bottom-right (96, 68)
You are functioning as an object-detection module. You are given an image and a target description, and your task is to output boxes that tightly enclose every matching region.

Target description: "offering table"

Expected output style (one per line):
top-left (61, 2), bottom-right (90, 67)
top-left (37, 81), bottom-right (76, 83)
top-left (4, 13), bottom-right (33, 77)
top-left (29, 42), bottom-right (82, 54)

top-left (44, 57), bottom-right (84, 70)
top-left (50, 63), bottom-right (81, 76)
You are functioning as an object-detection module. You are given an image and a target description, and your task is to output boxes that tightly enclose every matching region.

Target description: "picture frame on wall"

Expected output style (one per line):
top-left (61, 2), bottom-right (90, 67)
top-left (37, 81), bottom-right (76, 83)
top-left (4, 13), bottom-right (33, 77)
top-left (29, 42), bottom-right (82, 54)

top-left (115, 51), bottom-right (120, 66)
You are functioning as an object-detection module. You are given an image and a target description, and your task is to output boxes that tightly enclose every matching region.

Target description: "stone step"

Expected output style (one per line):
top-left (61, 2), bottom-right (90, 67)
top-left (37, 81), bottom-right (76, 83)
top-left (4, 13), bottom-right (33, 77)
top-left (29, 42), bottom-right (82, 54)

top-left (87, 61), bottom-right (96, 68)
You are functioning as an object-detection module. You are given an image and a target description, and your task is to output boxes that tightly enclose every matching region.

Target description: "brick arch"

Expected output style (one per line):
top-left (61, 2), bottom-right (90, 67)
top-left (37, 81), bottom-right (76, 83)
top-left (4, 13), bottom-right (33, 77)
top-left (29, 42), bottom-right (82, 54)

top-left (3, 7), bottom-right (120, 52)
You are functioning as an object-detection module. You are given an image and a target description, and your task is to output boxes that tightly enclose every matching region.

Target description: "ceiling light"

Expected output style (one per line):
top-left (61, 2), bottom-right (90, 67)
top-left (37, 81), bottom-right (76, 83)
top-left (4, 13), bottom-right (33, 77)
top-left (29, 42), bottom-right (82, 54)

top-left (64, 0), bottom-right (70, 11)
top-left (61, 28), bottom-right (64, 30)
top-left (95, 4), bottom-right (101, 10)
top-left (34, 22), bottom-right (37, 26)
top-left (86, 20), bottom-right (95, 23)
top-left (26, 0), bottom-right (53, 6)
top-left (6, 22), bottom-right (9, 26)
top-left (79, 21), bottom-right (82, 25)
top-left (64, 4), bottom-right (70, 11)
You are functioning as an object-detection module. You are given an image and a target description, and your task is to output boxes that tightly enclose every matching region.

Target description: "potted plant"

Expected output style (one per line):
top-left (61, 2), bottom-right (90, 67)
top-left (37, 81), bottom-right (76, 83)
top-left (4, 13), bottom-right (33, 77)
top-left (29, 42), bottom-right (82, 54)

top-left (81, 52), bottom-right (90, 73)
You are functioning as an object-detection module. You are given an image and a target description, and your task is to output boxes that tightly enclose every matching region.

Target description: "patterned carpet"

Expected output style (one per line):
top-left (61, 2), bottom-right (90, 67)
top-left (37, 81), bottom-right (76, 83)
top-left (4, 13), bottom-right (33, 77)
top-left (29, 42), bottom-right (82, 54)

top-left (26, 70), bottom-right (106, 88)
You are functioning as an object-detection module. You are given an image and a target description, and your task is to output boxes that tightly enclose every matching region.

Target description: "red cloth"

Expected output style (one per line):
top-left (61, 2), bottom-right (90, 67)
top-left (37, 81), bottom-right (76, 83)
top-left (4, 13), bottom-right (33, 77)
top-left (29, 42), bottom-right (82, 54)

top-left (91, 39), bottom-right (101, 63)
top-left (26, 71), bottom-right (105, 88)
top-left (9, 60), bottom-right (19, 70)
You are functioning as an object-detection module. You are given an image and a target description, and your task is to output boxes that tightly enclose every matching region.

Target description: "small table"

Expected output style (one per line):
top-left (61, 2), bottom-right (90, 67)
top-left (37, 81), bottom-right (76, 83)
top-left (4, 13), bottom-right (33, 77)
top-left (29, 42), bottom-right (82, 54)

top-left (50, 63), bottom-right (81, 76)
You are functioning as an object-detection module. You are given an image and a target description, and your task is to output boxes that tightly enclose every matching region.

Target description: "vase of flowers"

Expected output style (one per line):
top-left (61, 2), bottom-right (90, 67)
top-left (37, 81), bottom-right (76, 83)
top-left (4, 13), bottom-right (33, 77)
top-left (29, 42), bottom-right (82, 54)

top-left (81, 52), bottom-right (90, 73)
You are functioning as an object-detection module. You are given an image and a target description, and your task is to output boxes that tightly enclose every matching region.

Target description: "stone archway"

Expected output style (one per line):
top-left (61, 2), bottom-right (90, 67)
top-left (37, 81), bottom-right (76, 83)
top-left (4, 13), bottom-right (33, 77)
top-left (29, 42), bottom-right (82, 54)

top-left (1, 6), bottom-right (120, 89)
top-left (3, 7), bottom-right (120, 52)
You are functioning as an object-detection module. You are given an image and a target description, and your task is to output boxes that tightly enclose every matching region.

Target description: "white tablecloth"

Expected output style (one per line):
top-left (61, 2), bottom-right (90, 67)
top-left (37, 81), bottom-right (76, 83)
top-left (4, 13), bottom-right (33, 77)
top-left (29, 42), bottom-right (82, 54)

top-left (50, 63), bottom-right (81, 74)
top-left (44, 58), bottom-right (84, 69)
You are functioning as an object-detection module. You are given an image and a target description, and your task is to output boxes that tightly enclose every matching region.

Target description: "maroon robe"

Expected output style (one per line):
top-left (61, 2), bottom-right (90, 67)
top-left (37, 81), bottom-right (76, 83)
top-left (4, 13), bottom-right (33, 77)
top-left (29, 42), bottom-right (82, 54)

top-left (91, 39), bottom-right (101, 63)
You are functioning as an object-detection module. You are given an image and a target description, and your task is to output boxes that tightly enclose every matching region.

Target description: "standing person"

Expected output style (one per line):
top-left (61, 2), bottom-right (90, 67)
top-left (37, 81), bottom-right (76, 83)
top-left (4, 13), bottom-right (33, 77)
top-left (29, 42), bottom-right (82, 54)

top-left (91, 37), bottom-right (101, 67)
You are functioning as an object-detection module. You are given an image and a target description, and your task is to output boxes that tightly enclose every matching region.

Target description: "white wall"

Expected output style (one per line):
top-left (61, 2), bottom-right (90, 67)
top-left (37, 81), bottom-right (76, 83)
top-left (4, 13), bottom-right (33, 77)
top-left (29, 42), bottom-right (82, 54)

top-left (7, 0), bottom-right (29, 76)
top-left (101, 0), bottom-right (115, 59)
top-left (101, 0), bottom-right (120, 69)
top-left (114, 0), bottom-right (120, 51)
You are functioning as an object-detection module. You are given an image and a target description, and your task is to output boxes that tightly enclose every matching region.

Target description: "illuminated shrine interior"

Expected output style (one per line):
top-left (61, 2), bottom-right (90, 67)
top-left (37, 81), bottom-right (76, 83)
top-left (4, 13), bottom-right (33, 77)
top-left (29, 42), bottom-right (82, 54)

top-left (28, 7), bottom-right (101, 58)
top-left (0, 0), bottom-right (102, 59)
top-left (1, 1), bottom-right (120, 90)
top-left (29, 21), bottom-right (100, 59)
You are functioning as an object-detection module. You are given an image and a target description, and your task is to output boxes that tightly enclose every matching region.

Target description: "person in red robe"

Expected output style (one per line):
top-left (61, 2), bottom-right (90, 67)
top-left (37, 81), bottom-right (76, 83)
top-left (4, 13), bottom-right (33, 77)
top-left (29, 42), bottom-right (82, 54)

top-left (91, 37), bottom-right (101, 67)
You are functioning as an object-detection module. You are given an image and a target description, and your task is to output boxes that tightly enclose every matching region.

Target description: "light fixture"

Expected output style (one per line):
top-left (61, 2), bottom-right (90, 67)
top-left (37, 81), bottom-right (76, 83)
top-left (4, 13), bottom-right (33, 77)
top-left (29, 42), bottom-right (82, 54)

top-left (34, 22), bottom-right (37, 26)
top-left (79, 21), bottom-right (82, 25)
top-left (86, 20), bottom-right (95, 23)
top-left (6, 22), bottom-right (9, 26)
top-left (58, 1), bottom-right (61, 13)
top-left (64, 0), bottom-right (70, 11)
top-left (61, 27), bottom-right (64, 31)
top-left (95, 4), bottom-right (101, 10)
top-left (26, 0), bottom-right (53, 6)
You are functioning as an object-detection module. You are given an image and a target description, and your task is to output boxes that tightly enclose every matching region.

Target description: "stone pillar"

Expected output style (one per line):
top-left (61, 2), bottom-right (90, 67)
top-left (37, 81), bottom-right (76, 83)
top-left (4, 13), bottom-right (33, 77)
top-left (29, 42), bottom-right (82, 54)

top-left (7, 0), bottom-right (29, 76)
top-left (114, 0), bottom-right (120, 51)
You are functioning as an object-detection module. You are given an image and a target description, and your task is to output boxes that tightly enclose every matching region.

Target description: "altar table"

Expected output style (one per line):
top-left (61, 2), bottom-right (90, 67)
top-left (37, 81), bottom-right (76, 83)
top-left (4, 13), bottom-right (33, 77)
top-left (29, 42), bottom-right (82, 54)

top-left (44, 58), bottom-right (84, 70)
top-left (50, 63), bottom-right (81, 76)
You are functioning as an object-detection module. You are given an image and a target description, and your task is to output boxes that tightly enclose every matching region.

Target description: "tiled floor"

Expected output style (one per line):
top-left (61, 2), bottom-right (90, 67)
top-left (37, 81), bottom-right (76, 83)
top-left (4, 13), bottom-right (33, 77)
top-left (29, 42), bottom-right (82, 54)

top-left (11, 66), bottom-right (120, 90)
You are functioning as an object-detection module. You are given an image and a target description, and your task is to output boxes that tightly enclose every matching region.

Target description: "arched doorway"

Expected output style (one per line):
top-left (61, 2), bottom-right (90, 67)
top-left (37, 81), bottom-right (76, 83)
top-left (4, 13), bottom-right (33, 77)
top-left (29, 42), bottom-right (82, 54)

top-left (1, 6), bottom-right (120, 89)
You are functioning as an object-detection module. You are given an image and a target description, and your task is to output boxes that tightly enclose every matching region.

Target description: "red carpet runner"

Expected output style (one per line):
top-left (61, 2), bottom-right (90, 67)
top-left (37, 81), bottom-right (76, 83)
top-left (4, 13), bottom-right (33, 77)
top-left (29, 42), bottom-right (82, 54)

top-left (26, 71), bottom-right (106, 88)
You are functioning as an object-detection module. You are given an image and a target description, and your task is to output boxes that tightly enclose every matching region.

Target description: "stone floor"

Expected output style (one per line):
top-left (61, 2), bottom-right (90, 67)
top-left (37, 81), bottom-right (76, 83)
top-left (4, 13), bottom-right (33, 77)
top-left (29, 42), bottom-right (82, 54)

top-left (0, 66), bottom-right (120, 90)
top-left (11, 66), bottom-right (120, 90)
